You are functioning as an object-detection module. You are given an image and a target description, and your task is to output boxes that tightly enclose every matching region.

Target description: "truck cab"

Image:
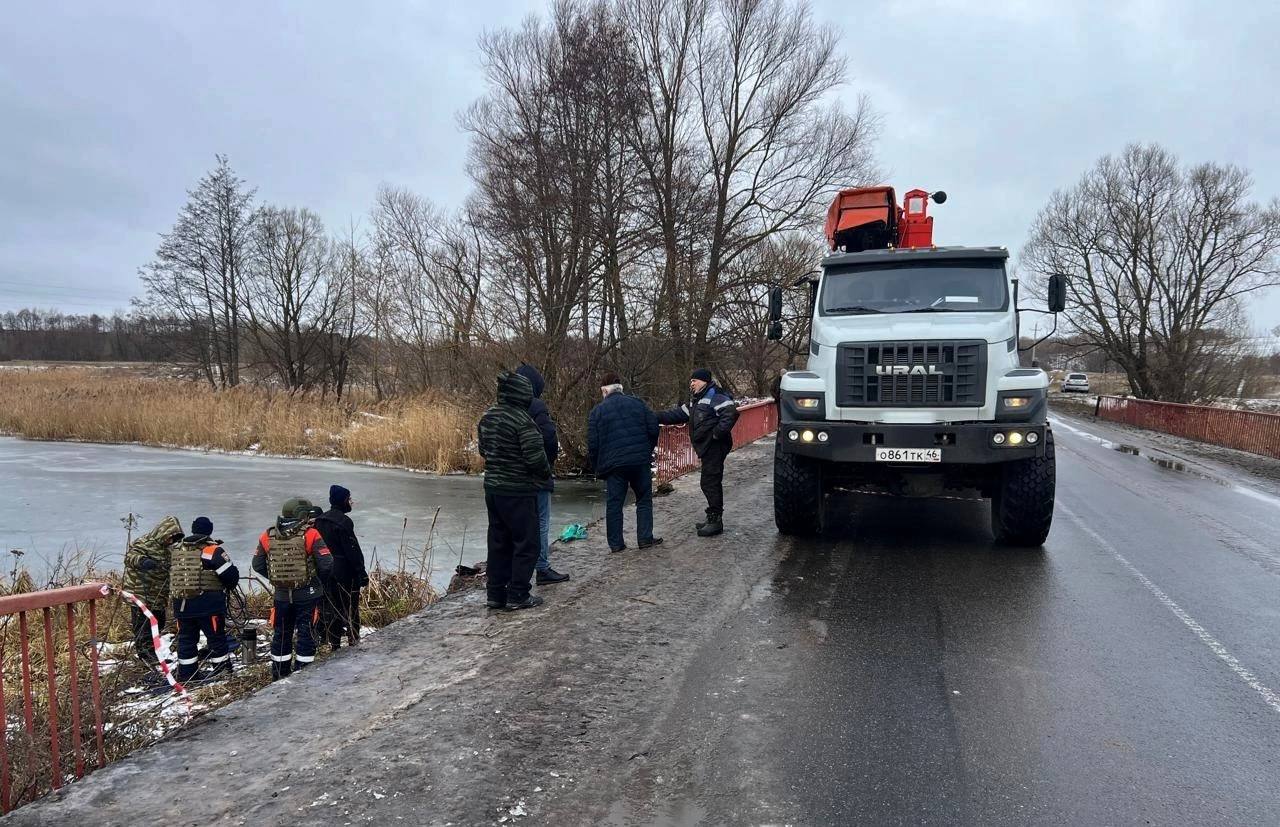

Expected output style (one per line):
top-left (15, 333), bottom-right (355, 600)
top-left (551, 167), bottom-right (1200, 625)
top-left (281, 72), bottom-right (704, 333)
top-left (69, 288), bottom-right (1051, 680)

top-left (770, 187), bottom-right (1060, 545)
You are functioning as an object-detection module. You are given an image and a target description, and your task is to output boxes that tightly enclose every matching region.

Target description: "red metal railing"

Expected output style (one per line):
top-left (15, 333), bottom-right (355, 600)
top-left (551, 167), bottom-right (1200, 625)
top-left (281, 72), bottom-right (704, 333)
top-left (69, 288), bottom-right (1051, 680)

top-left (656, 400), bottom-right (778, 482)
top-left (1095, 396), bottom-right (1280, 460)
top-left (0, 582), bottom-right (110, 813)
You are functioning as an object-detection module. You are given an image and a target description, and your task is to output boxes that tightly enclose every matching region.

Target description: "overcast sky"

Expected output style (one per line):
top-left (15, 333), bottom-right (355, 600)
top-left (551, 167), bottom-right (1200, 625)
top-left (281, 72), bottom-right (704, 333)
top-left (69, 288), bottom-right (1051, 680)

top-left (2, 0), bottom-right (1278, 336)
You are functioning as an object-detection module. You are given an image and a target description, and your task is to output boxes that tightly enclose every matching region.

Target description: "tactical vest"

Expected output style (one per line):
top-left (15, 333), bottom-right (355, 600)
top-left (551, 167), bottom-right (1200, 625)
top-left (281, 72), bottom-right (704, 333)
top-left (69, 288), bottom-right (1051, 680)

top-left (169, 542), bottom-right (223, 599)
top-left (266, 527), bottom-right (314, 589)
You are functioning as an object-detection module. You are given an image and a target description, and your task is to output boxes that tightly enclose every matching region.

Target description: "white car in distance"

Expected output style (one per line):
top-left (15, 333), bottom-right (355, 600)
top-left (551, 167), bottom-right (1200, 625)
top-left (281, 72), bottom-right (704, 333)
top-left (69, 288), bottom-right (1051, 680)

top-left (1061, 373), bottom-right (1090, 394)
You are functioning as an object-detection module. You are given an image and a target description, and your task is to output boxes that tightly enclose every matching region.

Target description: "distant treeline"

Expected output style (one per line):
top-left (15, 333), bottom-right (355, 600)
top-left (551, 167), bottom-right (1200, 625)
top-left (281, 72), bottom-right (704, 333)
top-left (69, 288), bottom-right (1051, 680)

top-left (0, 309), bottom-right (182, 362)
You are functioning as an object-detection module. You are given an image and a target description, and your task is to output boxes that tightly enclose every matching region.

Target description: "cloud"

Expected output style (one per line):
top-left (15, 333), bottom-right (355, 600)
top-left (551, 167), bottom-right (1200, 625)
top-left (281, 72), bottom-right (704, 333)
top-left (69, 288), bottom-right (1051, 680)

top-left (1, 0), bottom-right (1277, 330)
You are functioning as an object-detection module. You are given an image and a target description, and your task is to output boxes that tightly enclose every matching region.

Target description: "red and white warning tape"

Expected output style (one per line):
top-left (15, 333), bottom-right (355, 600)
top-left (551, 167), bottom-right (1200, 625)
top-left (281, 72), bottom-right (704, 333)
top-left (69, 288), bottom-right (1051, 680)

top-left (116, 588), bottom-right (192, 711)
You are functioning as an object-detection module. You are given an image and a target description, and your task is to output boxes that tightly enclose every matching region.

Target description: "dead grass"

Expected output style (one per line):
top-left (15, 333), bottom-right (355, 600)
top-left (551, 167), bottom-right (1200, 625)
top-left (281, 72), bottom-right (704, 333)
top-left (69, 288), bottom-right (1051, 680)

top-left (0, 367), bottom-right (481, 474)
top-left (0, 548), bottom-right (439, 814)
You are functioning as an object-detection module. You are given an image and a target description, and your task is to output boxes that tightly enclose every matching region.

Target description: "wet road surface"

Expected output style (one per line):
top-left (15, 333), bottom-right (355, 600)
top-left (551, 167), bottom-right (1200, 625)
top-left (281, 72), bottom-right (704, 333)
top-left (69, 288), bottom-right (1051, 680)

top-left (610, 412), bottom-right (1280, 825)
top-left (11, 416), bottom-right (1280, 825)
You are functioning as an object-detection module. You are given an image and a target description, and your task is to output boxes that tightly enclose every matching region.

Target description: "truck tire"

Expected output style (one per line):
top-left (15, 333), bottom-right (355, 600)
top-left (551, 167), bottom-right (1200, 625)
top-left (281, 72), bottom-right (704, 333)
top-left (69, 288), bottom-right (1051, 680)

top-left (774, 443), bottom-right (824, 536)
top-left (991, 430), bottom-right (1056, 546)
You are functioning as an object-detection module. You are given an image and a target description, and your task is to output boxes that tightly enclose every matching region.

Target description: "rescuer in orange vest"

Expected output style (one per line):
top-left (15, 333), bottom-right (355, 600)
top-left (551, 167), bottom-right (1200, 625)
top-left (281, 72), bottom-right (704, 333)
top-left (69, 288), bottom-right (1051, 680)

top-left (252, 499), bottom-right (334, 680)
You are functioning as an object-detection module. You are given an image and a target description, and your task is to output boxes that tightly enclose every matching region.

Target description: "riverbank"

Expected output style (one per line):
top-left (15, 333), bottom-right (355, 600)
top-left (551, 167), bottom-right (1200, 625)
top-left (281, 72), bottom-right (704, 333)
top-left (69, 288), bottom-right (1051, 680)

top-left (6, 438), bottom-right (777, 825)
top-left (0, 367), bottom-right (482, 474)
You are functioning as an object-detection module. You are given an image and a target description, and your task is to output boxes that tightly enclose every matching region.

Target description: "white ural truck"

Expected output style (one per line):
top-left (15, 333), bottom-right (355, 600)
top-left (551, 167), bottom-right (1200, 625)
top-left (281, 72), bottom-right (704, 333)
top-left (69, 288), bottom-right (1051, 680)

top-left (766, 186), bottom-right (1066, 545)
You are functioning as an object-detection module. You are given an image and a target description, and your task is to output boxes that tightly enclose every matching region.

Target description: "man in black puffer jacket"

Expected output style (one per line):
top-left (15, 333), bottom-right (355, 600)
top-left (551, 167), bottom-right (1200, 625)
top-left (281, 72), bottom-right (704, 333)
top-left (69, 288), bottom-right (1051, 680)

top-left (316, 484), bottom-right (368, 649)
top-left (515, 363), bottom-right (569, 585)
top-left (588, 372), bottom-right (662, 553)
top-left (478, 371), bottom-right (553, 610)
top-left (658, 368), bottom-right (739, 537)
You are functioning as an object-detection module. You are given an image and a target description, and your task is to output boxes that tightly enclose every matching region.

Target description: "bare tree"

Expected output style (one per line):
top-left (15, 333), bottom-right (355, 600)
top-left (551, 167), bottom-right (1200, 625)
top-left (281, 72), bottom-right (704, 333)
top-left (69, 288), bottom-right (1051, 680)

top-left (1024, 143), bottom-right (1280, 402)
top-left (243, 205), bottom-right (332, 391)
top-left (687, 0), bottom-right (877, 368)
top-left (139, 155), bottom-right (255, 388)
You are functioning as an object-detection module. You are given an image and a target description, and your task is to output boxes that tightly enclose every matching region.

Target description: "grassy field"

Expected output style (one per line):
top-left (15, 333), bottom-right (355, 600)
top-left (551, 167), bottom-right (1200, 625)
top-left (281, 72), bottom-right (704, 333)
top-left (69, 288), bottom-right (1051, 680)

top-left (0, 367), bottom-right (482, 474)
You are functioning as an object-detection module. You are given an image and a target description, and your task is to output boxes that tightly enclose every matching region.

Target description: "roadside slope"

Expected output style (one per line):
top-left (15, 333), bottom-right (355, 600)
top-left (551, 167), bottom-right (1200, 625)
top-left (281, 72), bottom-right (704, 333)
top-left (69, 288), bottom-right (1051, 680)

top-left (6, 442), bottom-right (781, 827)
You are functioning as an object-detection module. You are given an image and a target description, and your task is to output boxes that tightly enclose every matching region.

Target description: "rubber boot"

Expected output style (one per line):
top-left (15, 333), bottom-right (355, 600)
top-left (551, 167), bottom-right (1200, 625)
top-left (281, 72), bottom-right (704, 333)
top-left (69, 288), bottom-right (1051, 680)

top-left (697, 515), bottom-right (723, 537)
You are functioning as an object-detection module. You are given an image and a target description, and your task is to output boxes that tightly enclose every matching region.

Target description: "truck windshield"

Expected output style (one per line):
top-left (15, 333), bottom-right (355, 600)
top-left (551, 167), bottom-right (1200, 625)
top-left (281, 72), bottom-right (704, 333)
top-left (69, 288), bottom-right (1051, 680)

top-left (821, 259), bottom-right (1009, 315)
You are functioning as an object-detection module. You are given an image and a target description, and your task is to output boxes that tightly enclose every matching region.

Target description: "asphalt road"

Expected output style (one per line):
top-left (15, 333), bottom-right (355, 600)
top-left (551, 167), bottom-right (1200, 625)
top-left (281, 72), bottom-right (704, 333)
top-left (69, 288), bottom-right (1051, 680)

top-left (606, 411), bottom-right (1280, 826)
top-left (11, 413), bottom-right (1280, 826)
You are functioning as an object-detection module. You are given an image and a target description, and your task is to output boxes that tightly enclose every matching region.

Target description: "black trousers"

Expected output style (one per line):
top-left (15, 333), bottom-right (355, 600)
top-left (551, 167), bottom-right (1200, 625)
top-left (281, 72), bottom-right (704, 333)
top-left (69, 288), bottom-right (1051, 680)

top-left (131, 606), bottom-right (166, 665)
top-left (485, 492), bottom-right (540, 604)
top-left (322, 580), bottom-right (361, 648)
top-left (175, 613), bottom-right (228, 682)
top-left (699, 441), bottom-right (730, 519)
top-left (270, 598), bottom-right (319, 680)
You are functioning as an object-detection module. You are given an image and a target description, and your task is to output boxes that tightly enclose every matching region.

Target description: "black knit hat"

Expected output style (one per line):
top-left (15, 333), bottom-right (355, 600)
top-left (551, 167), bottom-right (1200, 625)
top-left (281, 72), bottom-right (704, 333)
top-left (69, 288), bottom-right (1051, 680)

top-left (191, 516), bottom-right (213, 537)
top-left (691, 368), bottom-right (713, 383)
top-left (330, 484), bottom-right (351, 507)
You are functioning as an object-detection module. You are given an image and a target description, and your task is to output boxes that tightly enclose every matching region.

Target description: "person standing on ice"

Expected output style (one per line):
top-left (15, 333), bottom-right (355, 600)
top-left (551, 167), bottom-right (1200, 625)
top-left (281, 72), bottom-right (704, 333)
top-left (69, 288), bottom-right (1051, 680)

top-left (170, 517), bottom-right (239, 684)
top-left (253, 498), bottom-right (334, 680)
top-left (123, 515), bottom-right (183, 666)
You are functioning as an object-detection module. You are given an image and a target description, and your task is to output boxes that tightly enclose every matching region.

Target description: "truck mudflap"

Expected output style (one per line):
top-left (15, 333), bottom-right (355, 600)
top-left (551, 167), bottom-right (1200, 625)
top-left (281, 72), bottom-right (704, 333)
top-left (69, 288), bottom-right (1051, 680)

top-left (778, 421), bottom-right (1047, 464)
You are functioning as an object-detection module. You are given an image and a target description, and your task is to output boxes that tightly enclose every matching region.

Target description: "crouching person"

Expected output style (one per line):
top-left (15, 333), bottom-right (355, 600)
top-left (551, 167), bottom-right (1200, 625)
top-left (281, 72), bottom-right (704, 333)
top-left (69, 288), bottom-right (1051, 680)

top-left (170, 517), bottom-right (239, 684)
top-left (253, 498), bottom-right (333, 680)
top-left (123, 515), bottom-right (183, 666)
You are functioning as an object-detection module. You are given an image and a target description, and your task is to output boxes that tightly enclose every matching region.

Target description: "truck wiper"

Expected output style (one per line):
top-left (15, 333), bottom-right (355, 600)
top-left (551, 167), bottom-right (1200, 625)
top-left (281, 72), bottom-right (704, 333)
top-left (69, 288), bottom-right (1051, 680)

top-left (895, 307), bottom-right (956, 313)
top-left (826, 305), bottom-right (882, 314)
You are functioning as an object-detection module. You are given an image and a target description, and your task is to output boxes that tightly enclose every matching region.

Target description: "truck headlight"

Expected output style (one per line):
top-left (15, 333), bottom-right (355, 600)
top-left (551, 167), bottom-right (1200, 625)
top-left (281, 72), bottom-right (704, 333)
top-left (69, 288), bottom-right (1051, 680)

top-left (1008, 431), bottom-right (1024, 446)
top-left (796, 397), bottom-right (821, 409)
top-left (817, 431), bottom-right (829, 442)
top-left (1026, 431), bottom-right (1039, 445)
top-left (801, 430), bottom-right (816, 443)
top-left (992, 432), bottom-right (1006, 445)
top-left (1002, 396), bottom-right (1031, 409)
top-left (788, 430), bottom-right (799, 441)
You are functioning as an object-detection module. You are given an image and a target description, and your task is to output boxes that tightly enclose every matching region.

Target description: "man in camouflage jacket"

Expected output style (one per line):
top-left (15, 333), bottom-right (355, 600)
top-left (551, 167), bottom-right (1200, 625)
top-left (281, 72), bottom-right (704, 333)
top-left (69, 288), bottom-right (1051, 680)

top-left (123, 515), bottom-right (184, 665)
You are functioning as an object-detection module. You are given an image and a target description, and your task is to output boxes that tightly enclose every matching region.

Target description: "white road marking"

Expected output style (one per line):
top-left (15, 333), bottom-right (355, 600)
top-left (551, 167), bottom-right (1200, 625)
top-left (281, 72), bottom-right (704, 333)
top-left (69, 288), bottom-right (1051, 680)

top-left (1060, 502), bottom-right (1280, 715)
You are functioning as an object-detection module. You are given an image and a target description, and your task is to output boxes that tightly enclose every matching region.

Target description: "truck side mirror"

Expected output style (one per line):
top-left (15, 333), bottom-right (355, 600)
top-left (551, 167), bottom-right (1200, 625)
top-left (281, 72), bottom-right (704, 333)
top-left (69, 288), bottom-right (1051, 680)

top-left (768, 286), bottom-right (784, 322)
top-left (1048, 273), bottom-right (1068, 313)
top-left (767, 321), bottom-right (783, 341)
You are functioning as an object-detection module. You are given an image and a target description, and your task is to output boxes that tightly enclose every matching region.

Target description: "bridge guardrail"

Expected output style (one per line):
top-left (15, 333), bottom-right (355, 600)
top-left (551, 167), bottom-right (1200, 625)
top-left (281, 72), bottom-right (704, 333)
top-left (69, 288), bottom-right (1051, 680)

top-left (1095, 396), bottom-right (1280, 460)
top-left (0, 582), bottom-right (111, 813)
top-left (656, 400), bottom-right (778, 483)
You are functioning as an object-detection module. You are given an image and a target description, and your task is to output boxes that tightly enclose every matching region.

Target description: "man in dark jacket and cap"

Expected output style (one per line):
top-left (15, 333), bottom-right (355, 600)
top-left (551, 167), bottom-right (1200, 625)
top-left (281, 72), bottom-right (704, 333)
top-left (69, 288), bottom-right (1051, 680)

top-left (515, 363), bottom-right (569, 585)
top-left (316, 484), bottom-right (368, 650)
top-left (588, 372), bottom-right (663, 553)
top-left (478, 371), bottom-right (553, 610)
top-left (658, 368), bottom-right (739, 537)
top-left (170, 517), bottom-right (240, 683)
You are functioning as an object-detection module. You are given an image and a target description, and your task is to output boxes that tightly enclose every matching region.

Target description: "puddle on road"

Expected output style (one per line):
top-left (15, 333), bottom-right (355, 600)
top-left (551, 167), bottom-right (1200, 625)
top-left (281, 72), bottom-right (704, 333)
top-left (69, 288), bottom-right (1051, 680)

top-left (1107, 443), bottom-right (1233, 488)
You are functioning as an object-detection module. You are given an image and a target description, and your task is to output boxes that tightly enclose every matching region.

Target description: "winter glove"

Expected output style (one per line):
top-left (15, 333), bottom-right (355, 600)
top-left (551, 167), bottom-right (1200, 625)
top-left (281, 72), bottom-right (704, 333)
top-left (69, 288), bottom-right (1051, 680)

top-left (138, 558), bottom-right (158, 571)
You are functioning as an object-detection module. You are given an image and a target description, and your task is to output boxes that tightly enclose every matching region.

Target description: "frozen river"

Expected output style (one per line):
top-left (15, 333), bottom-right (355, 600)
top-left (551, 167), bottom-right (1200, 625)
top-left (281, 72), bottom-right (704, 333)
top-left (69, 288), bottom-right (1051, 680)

top-left (0, 437), bottom-right (606, 591)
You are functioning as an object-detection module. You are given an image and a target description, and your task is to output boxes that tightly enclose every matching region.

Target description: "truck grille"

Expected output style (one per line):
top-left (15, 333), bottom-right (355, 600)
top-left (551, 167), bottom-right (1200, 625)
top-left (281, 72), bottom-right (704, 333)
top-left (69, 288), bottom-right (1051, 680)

top-left (836, 340), bottom-right (986, 407)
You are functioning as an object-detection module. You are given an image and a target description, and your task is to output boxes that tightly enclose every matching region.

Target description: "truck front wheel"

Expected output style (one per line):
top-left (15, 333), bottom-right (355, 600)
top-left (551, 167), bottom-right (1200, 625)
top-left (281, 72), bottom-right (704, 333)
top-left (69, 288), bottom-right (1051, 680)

top-left (774, 443), bottom-right (824, 536)
top-left (991, 430), bottom-right (1056, 546)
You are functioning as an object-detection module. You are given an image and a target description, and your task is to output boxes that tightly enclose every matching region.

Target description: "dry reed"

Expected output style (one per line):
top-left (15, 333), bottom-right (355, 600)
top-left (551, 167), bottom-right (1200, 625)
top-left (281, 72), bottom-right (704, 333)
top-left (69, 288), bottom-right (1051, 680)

top-left (0, 368), bottom-right (481, 474)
